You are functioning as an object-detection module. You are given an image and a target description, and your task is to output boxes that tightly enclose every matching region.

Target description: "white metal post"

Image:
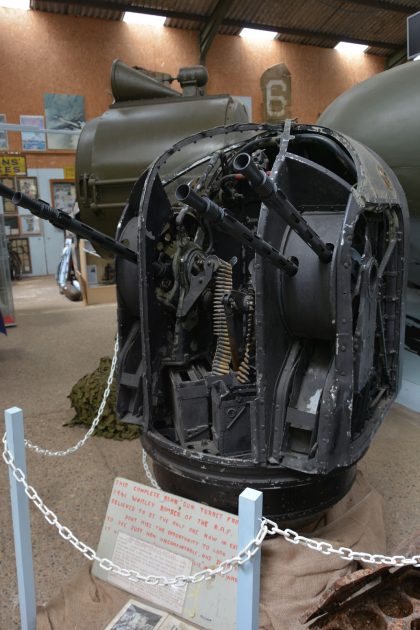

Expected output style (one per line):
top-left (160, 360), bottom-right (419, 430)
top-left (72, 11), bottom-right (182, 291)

top-left (5, 407), bottom-right (36, 630)
top-left (236, 487), bottom-right (263, 630)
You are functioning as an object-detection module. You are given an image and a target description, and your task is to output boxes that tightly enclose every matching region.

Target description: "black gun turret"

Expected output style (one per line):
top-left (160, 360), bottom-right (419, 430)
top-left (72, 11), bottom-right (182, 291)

top-left (0, 182), bottom-right (137, 264)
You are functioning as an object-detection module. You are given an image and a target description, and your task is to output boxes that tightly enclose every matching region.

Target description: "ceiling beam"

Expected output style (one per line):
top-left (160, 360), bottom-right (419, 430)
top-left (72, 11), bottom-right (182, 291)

top-left (200, 0), bottom-right (231, 65)
top-left (31, 0), bottom-right (200, 21)
top-left (343, 0), bottom-right (419, 14)
top-left (38, 0), bottom-right (402, 51)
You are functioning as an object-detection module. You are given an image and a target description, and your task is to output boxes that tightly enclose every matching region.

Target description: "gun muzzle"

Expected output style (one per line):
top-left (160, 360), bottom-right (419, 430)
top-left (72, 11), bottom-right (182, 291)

top-left (233, 153), bottom-right (334, 264)
top-left (0, 186), bottom-right (137, 264)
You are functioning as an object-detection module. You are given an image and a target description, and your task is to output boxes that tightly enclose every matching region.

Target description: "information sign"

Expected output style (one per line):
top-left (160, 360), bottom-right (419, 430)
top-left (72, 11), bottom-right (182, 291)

top-left (93, 478), bottom-right (239, 629)
top-left (0, 155), bottom-right (27, 176)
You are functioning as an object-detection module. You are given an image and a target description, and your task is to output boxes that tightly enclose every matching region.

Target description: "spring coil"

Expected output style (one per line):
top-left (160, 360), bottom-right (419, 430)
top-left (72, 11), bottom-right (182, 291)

top-left (237, 286), bottom-right (255, 384)
top-left (211, 261), bottom-right (233, 375)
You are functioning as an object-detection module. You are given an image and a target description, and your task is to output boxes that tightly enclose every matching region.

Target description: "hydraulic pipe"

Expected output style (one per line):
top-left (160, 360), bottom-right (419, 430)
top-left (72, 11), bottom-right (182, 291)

top-left (175, 184), bottom-right (298, 276)
top-left (233, 153), bottom-right (333, 263)
top-left (0, 182), bottom-right (137, 264)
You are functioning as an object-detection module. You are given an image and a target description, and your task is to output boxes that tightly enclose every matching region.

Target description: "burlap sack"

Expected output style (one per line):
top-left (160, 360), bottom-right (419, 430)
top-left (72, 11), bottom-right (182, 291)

top-left (259, 471), bottom-right (385, 629)
top-left (37, 471), bottom-right (385, 630)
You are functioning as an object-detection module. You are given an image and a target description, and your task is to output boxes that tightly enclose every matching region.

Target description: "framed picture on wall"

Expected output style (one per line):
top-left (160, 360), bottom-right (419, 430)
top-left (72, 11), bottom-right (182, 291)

top-left (50, 179), bottom-right (76, 213)
top-left (44, 93), bottom-right (84, 150)
top-left (9, 237), bottom-right (32, 274)
top-left (20, 115), bottom-right (47, 151)
top-left (0, 177), bottom-right (16, 213)
top-left (0, 114), bottom-right (8, 150)
top-left (16, 176), bottom-right (39, 200)
top-left (4, 215), bottom-right (20, 236)
top-left (19, 214), bottom-right (41, 236)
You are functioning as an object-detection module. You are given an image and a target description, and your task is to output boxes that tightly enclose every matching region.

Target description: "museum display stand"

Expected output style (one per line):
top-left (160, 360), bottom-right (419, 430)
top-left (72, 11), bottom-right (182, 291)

top-left (78, 238), bottom-right (116, 305)
top-left (4, 407), bottom-right (262, 630)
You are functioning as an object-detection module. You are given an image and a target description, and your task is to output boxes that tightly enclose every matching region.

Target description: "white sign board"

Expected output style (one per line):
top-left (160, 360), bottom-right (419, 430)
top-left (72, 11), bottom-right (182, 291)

top-left (93, 478), bottom-right (239, 629)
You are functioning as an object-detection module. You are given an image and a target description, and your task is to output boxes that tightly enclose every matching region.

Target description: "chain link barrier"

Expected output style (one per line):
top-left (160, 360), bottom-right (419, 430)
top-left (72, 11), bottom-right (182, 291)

top-left (2, 331), bottom-right (420, 585)
top-left (3, 432), bottom-right (420, 586)
top-left (262, 519), bottom-right (420, 568)
top-left (2, 434), bottom-right (265, 585)
top-left (22, 337), bottom-right (119, 457)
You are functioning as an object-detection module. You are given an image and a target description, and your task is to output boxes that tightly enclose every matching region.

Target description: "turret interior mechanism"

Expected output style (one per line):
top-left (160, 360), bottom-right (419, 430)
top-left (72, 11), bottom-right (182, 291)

top-left (106, 122), bottom-right (408, 524)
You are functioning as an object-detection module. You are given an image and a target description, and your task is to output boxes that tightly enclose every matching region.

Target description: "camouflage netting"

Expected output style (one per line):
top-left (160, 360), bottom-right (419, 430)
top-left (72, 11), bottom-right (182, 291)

top-left (66, 357), bottom-right (140, 440)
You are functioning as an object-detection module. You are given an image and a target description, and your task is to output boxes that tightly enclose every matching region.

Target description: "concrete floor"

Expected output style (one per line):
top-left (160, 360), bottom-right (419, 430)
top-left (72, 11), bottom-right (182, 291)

top-left (0, 277), bottom-right (145, 629)
top-left (1, 276), bottom-right (419, 629)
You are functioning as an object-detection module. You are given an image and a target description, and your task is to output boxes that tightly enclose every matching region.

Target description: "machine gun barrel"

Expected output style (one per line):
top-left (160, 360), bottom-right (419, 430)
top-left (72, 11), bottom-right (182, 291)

top-left (175, 184), bottom-right (298, 276)
top-left (0, 182), bottom-right (137, 264)
top-left (233, 153), bottom-right (333, 263)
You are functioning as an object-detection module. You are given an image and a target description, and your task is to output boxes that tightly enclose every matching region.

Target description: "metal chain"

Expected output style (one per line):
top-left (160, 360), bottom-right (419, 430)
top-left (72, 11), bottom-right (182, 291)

top-left (22, 337), bottom-right (119, 457)
top-left (2, 435), bottom-right (265, 585)
top-left (262, 519), bottom-right (420, 568)
top-left (2, 434), bottom-right (420, 586)
top-left (21, 326), bottom-right (160, 496)
top-left (142, 448), bottom-right (160, 489)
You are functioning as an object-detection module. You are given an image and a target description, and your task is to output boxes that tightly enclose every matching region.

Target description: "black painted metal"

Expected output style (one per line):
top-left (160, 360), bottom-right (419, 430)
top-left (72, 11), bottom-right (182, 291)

top-left (5, 120), bottom-right (408, 523)
top-left (113, 121), bottom-right (408, 521)
top-left (0, 184), bottom-right (138, 264)
top-left (143, 431), bottom-right (357, 527)
top-left (233, 152), bottom-right (333, 263)
top-left (175, 184), bottom-right (298, 275)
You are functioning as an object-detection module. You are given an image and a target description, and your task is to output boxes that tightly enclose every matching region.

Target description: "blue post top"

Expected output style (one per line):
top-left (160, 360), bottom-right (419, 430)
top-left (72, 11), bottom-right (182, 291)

top-left (6, 406), bottom-right (24, 416)
top-left (239, 487), bottom-right (263, 503)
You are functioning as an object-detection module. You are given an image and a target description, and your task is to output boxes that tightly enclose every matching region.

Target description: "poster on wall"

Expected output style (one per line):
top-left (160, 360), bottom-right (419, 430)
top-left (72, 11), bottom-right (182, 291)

top-left (0, 177), bottom-right (16, 213)
top-left (51, 179), bottom-right (76, 213)
top-left (19, 215), bottom-right (41, 236)
top-left (44, 94), bottom-right (85, 150)
top-left (20, 115), bottom-right (46, 151)
top-left (4, 215), bottom-right (20, 236)
top-left (9, 238), bottom-right (32, 274)
top-left (0, 114), bottom-right (8, 150)
top-left (17, 176), bottom-right (38, 200)
top-left (0, 155), bottom-right (26, 177)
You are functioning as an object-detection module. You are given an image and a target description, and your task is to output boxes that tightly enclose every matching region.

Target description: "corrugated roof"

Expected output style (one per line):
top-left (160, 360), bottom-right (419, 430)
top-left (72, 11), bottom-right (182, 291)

top-left (30, 0), bottom-right (420, 56)
top-left (30, 1), bottom-right (123, 20)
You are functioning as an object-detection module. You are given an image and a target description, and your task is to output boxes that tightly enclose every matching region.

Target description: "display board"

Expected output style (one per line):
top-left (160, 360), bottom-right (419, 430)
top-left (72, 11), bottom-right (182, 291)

top-left (93, 478), bottom-right (239, 629)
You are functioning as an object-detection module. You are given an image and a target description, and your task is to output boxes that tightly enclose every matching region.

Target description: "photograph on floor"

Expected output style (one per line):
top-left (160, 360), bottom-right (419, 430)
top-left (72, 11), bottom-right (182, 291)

top-left (104, 600), bottom-right (165, 630)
